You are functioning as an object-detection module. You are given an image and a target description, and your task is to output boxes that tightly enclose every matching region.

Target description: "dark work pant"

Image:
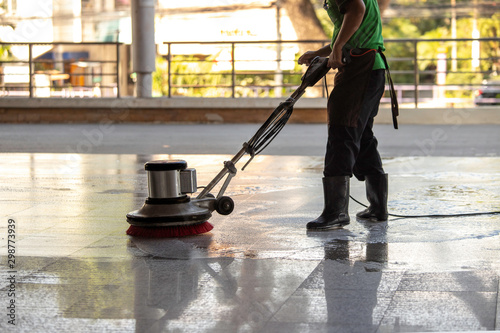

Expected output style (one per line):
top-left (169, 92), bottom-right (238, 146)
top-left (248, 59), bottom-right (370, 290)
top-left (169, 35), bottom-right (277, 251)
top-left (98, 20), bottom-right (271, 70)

top-left (324, 69), bottom-right (385, 180)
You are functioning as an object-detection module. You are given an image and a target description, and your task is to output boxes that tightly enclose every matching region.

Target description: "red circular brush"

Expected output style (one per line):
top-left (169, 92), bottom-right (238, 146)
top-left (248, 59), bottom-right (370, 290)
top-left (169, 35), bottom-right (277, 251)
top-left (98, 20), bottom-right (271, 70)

top-left (126, 221), bottom-right (214, 238)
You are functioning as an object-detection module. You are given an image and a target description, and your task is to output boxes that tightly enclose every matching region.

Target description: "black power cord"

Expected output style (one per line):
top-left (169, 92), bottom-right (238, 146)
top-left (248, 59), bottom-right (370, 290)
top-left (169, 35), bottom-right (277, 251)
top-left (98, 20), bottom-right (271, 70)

top-left (349, 195), bottom-right (500, 218)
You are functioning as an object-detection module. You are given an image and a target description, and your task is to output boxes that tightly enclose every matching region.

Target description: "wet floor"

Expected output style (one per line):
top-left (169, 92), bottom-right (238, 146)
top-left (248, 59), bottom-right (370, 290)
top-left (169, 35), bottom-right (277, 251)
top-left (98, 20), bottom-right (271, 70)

top-left (0, 153), bottom-right (499, 332)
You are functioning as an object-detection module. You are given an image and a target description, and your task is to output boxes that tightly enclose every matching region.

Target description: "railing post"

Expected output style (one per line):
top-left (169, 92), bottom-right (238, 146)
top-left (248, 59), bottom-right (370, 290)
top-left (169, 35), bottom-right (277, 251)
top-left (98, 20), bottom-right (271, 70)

top-left (167, 43), bottom-right (171, 98)
top-left (116, 42), bottom-right (120, 98)
top-left (413, 39), bottom-right (419, 108)
top-left (28, 43), bottom-right (33, 98)
top-left (231, 42), bottom-right (235, 98)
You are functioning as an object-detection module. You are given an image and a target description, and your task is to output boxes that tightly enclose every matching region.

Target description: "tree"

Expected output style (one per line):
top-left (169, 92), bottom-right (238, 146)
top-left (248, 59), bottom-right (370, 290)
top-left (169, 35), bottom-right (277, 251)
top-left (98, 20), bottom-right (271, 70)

top-left (281, 0), bottom-right (327, 41)
top-left (281, 0), bottom-right (328, 54)
top-left (378, 0), bottom-right (390, 15)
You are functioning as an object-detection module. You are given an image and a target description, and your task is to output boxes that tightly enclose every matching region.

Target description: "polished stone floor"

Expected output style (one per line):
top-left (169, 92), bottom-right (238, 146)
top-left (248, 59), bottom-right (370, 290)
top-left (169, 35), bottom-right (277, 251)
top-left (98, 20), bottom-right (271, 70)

top-left (0, 150), bottom-right (499, 333)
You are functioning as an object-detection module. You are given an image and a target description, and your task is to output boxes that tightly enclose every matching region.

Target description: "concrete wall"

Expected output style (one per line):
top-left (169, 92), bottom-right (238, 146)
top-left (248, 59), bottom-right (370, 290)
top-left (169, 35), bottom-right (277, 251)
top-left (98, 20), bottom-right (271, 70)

top-left (0, 98), bottom-right (498, 124)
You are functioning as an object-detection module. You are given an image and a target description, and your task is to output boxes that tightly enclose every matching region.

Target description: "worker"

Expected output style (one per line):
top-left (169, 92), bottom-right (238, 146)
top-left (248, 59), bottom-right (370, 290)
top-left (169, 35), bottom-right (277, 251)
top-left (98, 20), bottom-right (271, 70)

top-left (298, 0), bottom-right (397, 230)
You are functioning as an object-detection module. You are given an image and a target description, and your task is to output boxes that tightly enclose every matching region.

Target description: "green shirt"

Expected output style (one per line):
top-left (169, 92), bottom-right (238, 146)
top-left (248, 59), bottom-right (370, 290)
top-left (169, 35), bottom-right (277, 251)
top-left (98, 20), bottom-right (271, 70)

top-left (325, 0), bottom-right (386, 70)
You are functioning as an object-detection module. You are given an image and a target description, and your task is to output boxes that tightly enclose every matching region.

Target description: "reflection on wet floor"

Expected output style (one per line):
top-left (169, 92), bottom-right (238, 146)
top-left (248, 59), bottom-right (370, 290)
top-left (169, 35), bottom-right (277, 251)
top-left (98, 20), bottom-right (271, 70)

top-left (0, 153), bottom-right (499, 332)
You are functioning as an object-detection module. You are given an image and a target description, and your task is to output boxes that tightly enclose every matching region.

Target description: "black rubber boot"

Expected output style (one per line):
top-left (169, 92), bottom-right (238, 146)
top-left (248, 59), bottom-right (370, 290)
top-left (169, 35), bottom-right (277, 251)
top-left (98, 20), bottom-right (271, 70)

top-left (356, 173), bottom-right (388, 221)
top-left (306, 176), bottom-right (350, 230)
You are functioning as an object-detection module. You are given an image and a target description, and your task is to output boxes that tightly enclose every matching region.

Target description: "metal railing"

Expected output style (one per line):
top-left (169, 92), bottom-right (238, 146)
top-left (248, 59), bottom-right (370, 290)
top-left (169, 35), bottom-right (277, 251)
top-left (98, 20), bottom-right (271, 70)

top-left (0, 42), bottom-right (121, 98)
top-left (161, 40), bottom-right (329, 99)
top-left (384, 37), bottom-right (500, 107)
top-left (1, 38), bottom-right (499, 107)
top-left (161, 38), bottom-right (500, 107)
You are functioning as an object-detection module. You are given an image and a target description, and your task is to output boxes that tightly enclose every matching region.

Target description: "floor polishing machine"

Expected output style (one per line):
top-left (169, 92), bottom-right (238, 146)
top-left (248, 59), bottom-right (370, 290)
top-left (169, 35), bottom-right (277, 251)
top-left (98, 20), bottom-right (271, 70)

top-left (126, 57), bottom-right (331, 237)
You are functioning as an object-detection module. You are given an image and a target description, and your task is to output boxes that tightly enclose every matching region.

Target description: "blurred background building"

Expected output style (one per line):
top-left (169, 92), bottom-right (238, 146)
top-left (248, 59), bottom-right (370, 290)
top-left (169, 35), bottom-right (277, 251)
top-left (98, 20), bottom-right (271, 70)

top-left (0, 0), bottom-right (499, 104)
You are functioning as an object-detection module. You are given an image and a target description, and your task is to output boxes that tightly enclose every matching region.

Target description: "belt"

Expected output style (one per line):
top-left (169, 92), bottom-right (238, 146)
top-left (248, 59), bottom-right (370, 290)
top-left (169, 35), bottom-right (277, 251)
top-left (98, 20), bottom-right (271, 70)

top-left (378, 49), bottom-right (399, 129)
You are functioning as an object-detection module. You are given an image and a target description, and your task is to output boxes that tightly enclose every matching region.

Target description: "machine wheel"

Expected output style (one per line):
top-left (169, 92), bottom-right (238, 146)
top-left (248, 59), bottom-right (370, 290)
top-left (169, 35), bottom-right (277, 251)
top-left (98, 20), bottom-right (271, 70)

top-left (215, 196), bottom-right (234, 215)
